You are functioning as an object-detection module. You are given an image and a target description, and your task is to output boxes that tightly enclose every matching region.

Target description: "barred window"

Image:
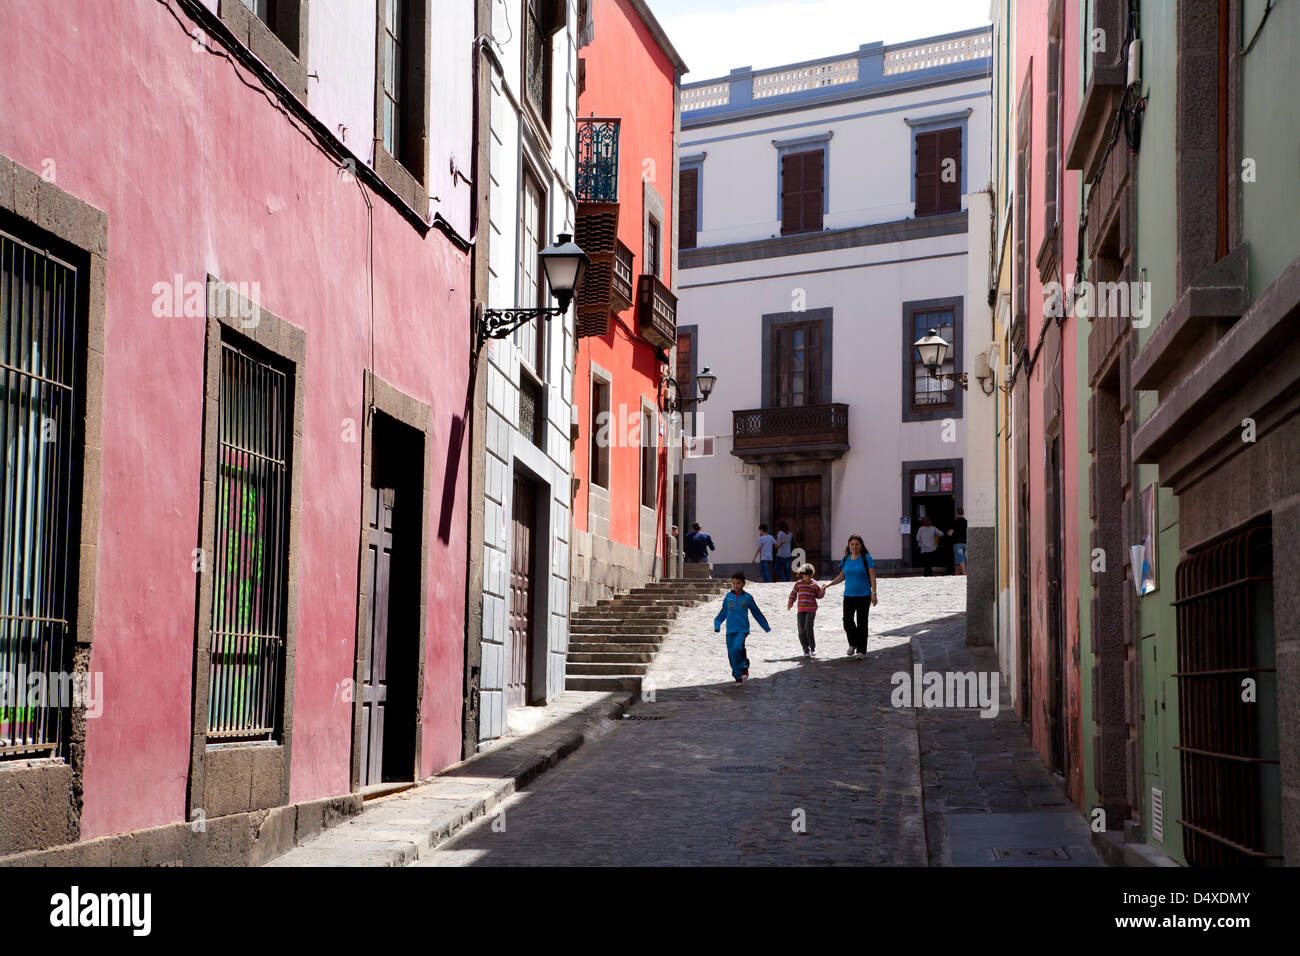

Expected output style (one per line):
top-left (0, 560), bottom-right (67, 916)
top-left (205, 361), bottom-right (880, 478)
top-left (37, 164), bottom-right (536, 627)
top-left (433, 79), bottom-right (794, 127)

top-left (0, 229), bottom-right (81, 761)
top-left (208, 341), bottom-right (292, 741)
top-left (640, 409), bottom-right (656, 509)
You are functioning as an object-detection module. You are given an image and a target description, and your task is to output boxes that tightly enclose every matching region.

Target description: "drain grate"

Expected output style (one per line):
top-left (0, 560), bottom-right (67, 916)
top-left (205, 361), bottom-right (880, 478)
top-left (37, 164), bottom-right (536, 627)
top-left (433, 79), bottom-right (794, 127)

top-left (621, 714), bottom-right (664, 721)
top-left (710, 765), bottom-right (779, 774)
top-left (991, 846), bottom-right (1071, 862)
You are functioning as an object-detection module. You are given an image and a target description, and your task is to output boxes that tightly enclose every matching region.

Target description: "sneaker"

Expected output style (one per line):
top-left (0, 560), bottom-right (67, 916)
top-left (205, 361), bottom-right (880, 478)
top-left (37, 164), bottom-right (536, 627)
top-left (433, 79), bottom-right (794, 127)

top-left (803, 651), bottom-right (811, 658)
top-left (735, 677), bottom-right (743, 684)
top-left (810, 650), bottom-right (817, 658)
top-left (741, 668), bottom-right (749, 678)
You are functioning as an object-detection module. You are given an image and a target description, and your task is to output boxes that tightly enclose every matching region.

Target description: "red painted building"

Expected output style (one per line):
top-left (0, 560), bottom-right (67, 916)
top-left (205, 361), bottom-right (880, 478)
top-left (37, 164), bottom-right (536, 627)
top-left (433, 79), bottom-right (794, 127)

top-left (570, 0), bottom-right (687, 607)
top-left (0, 0), bottom-right (474, 859)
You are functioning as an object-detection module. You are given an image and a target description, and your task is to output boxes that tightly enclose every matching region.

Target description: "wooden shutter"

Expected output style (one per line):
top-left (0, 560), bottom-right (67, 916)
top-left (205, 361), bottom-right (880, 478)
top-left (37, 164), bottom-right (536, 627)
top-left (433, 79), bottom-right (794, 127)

top-left (915, 131), bottom-right (939, 217)
top-left (802, 151), bottom-right (824, 232)
top-left (937, 127), bottom-right (962, 213)
top-left (806, 322), bottom-right (822, 404)
top-left (678, 168), bottom-right (698, 250)
top-left (780, 152), bottom-right (804, 235)
top-left (772, 326), bottom-right (790, 405)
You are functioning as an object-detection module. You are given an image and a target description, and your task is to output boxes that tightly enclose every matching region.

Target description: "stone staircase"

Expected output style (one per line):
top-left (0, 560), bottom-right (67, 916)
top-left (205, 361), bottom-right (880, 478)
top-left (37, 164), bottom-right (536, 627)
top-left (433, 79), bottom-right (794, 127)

top-left (566, 578), bottom-right (728, 693)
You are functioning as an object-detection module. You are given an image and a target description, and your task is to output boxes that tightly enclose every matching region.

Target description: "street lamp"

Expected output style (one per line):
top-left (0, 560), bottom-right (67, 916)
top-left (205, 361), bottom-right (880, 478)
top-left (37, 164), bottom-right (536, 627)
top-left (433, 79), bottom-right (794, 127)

top-left (476, 233), bottom-right (589, 350)
top-left (659, 367), bottom-right (718, 578)
top-left (913, 328), bottom-right (968, 390)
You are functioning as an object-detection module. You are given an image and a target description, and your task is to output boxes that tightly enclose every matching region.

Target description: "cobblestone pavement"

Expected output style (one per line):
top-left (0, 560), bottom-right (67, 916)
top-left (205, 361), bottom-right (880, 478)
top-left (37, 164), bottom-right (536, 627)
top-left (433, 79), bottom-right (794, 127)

top-left (419, 577), bottom-right (968, 866)
top-left (911, 603), bottom-right (1101, 866)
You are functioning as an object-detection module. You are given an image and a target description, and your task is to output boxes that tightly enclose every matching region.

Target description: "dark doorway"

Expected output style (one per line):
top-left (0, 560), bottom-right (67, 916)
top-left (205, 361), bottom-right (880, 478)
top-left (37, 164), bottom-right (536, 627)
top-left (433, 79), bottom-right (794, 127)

top-left (359, 415), bottom-right (422, 787)
top-left (773, 475), bottom-right (822, 568)
top-left (909, 489), bottom-right (955, 570)
top-left (1046, 435), bottom-right (1067, 774)
top-left (508, 473), bottom-right (539, 709)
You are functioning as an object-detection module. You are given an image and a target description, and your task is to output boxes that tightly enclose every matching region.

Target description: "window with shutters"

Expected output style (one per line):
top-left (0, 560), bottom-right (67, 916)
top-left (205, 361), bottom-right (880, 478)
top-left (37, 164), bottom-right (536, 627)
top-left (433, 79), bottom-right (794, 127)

top-left (590, 378), bottom-right (610, 489)
top-left (647, 217), bottom-right (660, 279)
top-left (516, 166), bottom-right (547, 375)
top-left (914, 127), bottom-right (962, 217)
top-left (678, 167), bottom-right (699, 250)
top-left (771, 321), bottom-right (823, 407)
top-left (779, 149), bottom-right (825, 236)
top-left (640, 408), bottom-right (656, 509)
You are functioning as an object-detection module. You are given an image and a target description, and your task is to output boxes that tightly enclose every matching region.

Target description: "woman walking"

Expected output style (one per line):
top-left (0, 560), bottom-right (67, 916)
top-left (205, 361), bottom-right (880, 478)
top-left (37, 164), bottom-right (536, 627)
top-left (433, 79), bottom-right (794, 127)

top-left (774, 521), bottom-right (794, 582)
top-left (824, 534), bottom-right (878, 657)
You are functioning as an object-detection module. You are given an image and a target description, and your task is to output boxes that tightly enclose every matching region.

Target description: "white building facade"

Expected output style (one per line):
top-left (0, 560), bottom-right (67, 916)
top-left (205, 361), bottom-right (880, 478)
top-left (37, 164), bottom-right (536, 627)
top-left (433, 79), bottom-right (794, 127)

top-left (676, 28), bottom-right (993, 578)
top-left (476, 0), bottom-right (579, 746)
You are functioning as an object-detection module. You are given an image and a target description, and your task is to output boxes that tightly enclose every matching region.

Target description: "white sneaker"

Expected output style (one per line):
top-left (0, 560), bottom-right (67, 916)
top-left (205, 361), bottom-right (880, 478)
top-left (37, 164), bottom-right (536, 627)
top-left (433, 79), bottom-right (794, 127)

top-left (810, 650), bottom-right (817, 658)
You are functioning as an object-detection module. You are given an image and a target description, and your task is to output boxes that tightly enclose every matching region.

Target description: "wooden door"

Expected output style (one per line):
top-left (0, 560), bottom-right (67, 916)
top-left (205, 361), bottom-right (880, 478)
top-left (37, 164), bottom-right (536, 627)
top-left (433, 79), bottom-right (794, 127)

top-left (508, 475), bottom-right (537, 709)
top-left (360, 485), bottom-right (396, 787)
top-left (773, 476), bottom-right (822, 567)
top-left (771, 322), bottom-right (822, 407)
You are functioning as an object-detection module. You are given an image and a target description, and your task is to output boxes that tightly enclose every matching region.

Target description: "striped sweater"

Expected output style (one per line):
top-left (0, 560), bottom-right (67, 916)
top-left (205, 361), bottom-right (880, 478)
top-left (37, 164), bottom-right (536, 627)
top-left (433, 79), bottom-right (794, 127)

top-left (789, 580), bottom-right (824, 612)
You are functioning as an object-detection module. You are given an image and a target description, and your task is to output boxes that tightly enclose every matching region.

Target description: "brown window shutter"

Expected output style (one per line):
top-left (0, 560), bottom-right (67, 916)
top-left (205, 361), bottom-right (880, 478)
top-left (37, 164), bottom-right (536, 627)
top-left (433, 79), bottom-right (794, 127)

top-left (807, 322), bottom-right (822, 403)
top-left (678, 168), bottom-right (698, 250)
top-left (802, 150), bottom-right (824, 232)
top-left (780, 152), bottom-right (804, 235)
top-left (915, 131), bottom-right (939, 217)
top-left (937, 127), bottom-right (962, 213)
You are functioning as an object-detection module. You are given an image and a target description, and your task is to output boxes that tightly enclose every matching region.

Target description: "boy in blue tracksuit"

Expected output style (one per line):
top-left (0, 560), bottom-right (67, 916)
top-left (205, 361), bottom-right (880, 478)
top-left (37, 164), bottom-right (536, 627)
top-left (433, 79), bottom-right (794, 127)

top-left (713, 572), bottom-right (771, 682)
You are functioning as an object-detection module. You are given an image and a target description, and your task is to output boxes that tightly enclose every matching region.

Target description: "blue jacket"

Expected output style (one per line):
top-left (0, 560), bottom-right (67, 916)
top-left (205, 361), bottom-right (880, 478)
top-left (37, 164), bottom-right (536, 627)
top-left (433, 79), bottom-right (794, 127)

top-left (714, 591), bottom-right (771, 635)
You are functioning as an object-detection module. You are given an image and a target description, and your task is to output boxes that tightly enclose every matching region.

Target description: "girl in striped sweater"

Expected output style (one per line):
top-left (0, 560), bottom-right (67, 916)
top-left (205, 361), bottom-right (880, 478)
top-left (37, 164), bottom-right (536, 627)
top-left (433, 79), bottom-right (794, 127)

top-left (787, 564), bottom-right (825, 658)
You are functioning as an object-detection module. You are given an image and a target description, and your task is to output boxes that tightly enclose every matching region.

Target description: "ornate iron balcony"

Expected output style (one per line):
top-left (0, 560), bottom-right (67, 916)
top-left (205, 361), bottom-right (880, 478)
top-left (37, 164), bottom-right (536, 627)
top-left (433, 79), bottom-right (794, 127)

top-left (577, 118), bottom-right (620, 203)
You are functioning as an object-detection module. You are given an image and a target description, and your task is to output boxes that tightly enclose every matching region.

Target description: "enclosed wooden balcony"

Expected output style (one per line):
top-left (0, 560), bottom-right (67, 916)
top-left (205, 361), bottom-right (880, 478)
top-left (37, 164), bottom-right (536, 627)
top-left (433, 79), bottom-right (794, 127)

top-left (636, 274), bottom-right (677, 351)
top-left (732, 403), bottom-right (850, 463)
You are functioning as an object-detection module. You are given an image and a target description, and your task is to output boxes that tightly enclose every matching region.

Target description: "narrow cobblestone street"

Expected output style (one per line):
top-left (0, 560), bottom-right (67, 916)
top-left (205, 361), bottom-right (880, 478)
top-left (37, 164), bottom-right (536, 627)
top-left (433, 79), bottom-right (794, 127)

top-left (414, 575), bottom-right (1095, 866)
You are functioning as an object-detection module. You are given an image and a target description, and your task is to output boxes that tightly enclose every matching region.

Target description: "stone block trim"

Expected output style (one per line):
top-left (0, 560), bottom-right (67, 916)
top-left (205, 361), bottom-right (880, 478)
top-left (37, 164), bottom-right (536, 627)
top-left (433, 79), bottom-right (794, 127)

top-left (0, 793), bottom-right (362, 867)
top-left (0, 154), bottom-right (108, 855)
top-left (216, 0), bottom-right (310, 101)
top-left (348, 370), bottom-right (436, 790)
top-left (189, 277), bottom-right (307, 822)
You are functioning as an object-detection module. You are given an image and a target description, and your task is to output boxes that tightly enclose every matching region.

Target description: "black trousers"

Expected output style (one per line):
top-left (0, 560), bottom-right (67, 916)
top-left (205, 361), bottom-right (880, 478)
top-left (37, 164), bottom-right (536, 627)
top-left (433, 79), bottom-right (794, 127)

top-left (796, 611), bottom-right (817, 652)
top-left (843, 596), bottom-right (871, 653)
top-left (921, 550), bottom-right (937, 576)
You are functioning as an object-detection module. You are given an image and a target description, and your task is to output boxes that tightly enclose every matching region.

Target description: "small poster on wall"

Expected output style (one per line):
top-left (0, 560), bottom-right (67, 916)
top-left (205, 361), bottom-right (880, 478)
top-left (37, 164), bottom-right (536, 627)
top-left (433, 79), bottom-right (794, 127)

top-left (913, 473), bottom-right (926, 493)
top-left (1130, 484), bottom-right (1158, 595)
top-left (941, 472), bottom-right (953, 492)
top-left (900, 516), bottom-right (912, 536)
top-left (927, 472), bottom-right (940, 492)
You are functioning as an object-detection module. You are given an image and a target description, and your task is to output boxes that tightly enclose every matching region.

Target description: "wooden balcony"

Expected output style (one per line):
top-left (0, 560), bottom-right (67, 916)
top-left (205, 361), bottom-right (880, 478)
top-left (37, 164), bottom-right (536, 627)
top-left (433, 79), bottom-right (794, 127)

top-left (612, 241), bottom-right (634, 313)
top-left (636, 274), bottom-right (677, 351)
top-left (574, 201), bottom-right (620, 338)
top-left (732, 403), bottom-right (850, 463)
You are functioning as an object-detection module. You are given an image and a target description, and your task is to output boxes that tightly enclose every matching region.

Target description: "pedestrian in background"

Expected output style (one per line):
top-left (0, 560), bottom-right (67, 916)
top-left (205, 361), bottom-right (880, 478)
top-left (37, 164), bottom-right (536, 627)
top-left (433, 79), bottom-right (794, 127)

top-left (684, 522), bottom-right (716, 564)
top-left (752, 524), bottom-right (777, 582)
top-left (916, 516), bottom-right (944, 576)
top-left (787, 563), bottom-right (824, 658)
top-left (948, 508), bottom-right (968, 576)
top-left (713, 572), bottom-right (771, 683)
top-left (824, 534), bottom-right (877, 657)
top-left (774, 521), bottom-right (794, 582)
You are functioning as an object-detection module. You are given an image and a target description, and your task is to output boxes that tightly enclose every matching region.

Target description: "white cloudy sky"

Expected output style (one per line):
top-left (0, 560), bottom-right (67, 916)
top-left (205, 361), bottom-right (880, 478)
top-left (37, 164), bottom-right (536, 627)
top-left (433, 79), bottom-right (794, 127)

top-left (646, 0), bottom-right (992, 80)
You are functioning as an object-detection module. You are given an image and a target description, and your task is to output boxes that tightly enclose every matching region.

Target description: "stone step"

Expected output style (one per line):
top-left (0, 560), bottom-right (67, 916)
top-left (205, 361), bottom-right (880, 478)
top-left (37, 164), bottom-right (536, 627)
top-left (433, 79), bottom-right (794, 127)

top-left (570, 620), bottom-right (671, 632)
top-left (566, 675), bottom-right (643, 693)
top-left (566, 661), bottom-right (649, 676)
top-left (568, 642), bottom-right (662, 654)
top-left (567, 651), bottom-right (656, 664)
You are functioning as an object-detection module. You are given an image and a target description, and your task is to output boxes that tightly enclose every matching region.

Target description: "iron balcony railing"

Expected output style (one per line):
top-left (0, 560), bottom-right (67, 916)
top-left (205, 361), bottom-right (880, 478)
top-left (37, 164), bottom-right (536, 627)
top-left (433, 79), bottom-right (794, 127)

top-left (577, 118), bottom-right (620, 203)
top-left (635, 274), bottom-right (677, 351)
top-left (0, 229), bottom-right (80, 761)
top-left (733, 403), bottom-right (849, 452)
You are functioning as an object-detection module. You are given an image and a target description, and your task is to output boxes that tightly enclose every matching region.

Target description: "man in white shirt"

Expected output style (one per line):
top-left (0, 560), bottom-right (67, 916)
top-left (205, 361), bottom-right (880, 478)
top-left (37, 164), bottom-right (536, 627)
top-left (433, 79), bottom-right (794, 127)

top-left (752, 524), bottom-right (777, 582)
top-left (915, 516), bottom-right (945, 577)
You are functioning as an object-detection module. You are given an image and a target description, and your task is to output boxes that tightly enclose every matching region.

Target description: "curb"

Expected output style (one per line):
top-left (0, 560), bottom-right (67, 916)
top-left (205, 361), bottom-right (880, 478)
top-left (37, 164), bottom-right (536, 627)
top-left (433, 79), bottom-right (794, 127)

top-left (265, 690), bottom-right (635, 866)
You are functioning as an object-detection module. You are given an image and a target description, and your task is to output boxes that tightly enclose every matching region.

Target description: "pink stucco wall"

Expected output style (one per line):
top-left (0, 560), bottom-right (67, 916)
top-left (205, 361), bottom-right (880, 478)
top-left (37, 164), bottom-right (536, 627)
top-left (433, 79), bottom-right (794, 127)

top-left (0, 0), bottom-right (470, 838)
top-left (1014, 0), bottom-right (1084, 807)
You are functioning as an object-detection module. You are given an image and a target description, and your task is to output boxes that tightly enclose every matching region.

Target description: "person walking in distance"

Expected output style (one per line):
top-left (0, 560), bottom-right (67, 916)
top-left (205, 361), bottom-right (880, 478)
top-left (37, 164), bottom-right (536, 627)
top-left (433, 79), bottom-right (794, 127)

top-left (684, 522), bottom-right (716, 565)
top-left (752, 524), bottom-right (777, 582)
top-left (947, 508), bottom-right (968, 576)
top-left (824, 534), bottom-right (877, 657)
top-left (774, 521), bottom-right (794, 582)
top-left (916, 515), bottom-right (944, 576)
top-left (713, 572), bottom-right (771, 683)
top-left (787, 563), bottom-right (824, 658)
